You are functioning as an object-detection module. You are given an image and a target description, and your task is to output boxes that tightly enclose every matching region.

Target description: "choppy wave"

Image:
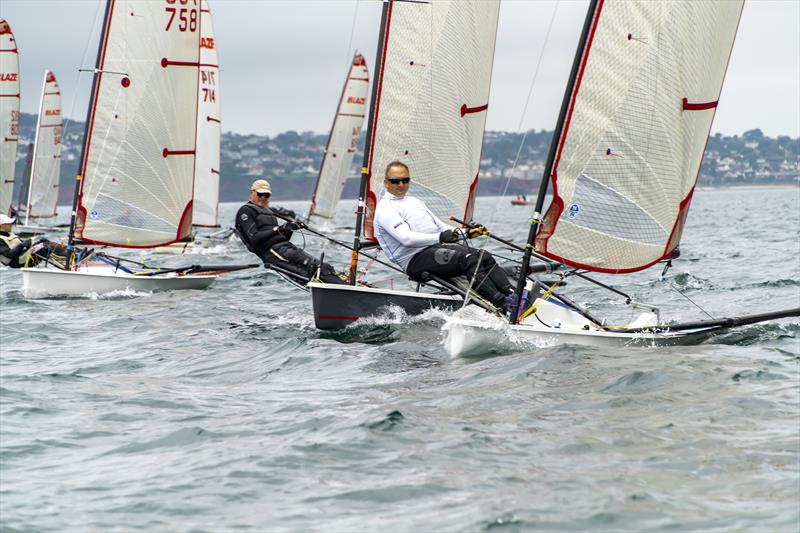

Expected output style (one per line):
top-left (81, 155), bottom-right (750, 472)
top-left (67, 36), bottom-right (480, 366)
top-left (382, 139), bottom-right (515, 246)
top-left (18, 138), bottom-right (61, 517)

top-left (1, 192), bottom-right (798, 531)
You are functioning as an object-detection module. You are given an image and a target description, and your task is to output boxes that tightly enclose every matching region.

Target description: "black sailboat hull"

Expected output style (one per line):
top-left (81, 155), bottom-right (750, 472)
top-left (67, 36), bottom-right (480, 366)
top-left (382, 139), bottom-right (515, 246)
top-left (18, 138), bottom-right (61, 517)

top-left (309, 282), bottom-right (463, 330)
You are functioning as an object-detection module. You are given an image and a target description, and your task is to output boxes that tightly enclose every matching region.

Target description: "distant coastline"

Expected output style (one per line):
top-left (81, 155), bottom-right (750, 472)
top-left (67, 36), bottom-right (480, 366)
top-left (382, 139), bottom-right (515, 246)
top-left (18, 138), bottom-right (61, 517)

top-left (695, 183), bottom-right (799, 191)
top-left (12, 112), bottom-right (799, 204)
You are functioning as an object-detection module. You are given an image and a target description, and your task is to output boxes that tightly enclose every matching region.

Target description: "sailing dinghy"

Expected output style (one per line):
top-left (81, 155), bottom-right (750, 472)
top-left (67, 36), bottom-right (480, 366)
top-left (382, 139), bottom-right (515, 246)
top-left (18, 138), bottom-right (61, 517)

top-left (14, 70), bottom-right (62, 236)
top-left (309, 0), bottom-right (501, 329)
top-left (22, 0), bottom-right (243, 298)
top-left (306, 51), bottom-right (369, 223)
top-left (443, 0), bottom-right (799, 356)
top-left (0, 19), bottom-right (19, 218)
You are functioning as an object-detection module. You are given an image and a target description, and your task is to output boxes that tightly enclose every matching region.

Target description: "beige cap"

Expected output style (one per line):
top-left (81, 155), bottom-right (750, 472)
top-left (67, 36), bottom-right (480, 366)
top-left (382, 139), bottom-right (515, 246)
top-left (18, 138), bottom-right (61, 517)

top-left (250, 179), bottom-right (271, 194)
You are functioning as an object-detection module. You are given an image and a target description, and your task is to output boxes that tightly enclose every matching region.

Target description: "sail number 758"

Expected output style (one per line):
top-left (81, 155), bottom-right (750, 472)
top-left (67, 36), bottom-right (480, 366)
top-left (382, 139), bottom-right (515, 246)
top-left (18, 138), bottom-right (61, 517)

top-left (165, 0), bottom-right (198, 32)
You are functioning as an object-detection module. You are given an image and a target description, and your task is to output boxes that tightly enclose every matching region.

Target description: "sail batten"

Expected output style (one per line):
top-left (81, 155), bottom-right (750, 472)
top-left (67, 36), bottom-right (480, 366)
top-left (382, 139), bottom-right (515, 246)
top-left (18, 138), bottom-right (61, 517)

top-left (74, 0), bottom-right (201, 247)
top-left (535, 0), bottom-right (744, 273)
top-left (0, 19), bottom-right (19, 216)
top-left (310, 52), bottom-right (369, 220)
top-left (362, 0), bottom-right (500, 240)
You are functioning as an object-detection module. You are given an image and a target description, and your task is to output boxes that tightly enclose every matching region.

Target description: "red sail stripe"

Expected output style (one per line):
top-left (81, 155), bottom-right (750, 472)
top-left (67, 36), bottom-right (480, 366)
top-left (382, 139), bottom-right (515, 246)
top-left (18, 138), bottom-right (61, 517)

top-left (162, 149), bottom-right (196, 157)
top-left (161, 58), bottom-right (200, 68)
top-left (682, 97), bottom-right (718, 111)
top-left (460, 103), bottom-right (488, 117)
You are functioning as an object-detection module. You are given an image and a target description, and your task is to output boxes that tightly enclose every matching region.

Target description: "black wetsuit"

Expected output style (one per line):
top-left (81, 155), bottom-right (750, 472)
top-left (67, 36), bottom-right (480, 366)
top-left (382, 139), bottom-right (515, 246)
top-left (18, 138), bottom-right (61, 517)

top-left (406, 243), bottom-right (513, 308)
top-left (235, 202), bottom-right (346, 284)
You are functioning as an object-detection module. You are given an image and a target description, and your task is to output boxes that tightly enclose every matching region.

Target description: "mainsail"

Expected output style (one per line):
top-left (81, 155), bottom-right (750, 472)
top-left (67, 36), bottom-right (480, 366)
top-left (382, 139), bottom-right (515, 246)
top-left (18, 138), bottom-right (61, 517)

top-left (0, 19), bottom-right (19, 217)
top-left (361, 0), bottom-right (500, 240)
top-left (73, 0), bottom-right (201, 247)
top-left (534, 0), bottom-right (744, 273)
top-left (25, 70), bottom-right (62, 220)
top-left (309, 52), bottom-right (369, 220)
top-left (192, 0), bottom-right (221, 228)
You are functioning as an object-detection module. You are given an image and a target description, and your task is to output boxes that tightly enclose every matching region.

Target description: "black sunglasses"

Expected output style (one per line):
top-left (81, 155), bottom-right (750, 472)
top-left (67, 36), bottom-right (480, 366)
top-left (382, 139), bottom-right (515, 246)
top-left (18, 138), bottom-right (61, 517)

top-left (256, 192), bottom-right (271, 198)
top-left (386, 177), bottom-right (411, 185)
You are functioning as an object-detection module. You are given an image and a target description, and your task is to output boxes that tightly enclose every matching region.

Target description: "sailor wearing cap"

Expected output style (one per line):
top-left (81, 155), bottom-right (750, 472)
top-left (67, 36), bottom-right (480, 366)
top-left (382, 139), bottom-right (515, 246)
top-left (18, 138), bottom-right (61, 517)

top-left (0, 214), bottom-right (34, 268)
top-left (235, 180), bottom-right (347, 284)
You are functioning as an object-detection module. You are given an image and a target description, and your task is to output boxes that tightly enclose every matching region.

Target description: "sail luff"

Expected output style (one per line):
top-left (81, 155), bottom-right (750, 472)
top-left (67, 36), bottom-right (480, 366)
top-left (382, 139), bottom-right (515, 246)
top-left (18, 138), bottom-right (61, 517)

top-left (309, 51), bottom-right (369, 220)
top-left (310, 53), bottom-right (353, 221)
top-left (26, 70), bottom-right (62, 221)
top-left (25, 71), bottom-right (48, 225)
top-left (0, 19), bottom-right (20, 217)
top-left (68, 0), bottom-right (112, 244)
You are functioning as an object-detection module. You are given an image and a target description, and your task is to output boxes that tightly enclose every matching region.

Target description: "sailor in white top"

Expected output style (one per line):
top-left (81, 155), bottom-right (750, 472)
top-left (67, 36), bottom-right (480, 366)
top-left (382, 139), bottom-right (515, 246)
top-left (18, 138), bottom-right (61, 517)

top-left (373, 161), bottom-right (517, 312)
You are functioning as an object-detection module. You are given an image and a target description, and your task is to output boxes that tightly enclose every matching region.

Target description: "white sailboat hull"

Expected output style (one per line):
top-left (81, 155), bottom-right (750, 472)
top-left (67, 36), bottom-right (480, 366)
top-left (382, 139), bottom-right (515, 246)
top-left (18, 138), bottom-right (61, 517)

top-left (443, 302), bottom-right (718, 358)
top-left (22, 264), bottom-right (217, 298)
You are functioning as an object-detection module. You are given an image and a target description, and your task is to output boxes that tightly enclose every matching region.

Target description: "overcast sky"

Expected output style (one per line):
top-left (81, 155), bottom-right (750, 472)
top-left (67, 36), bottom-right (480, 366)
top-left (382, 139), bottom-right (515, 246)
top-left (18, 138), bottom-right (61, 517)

top-left (2, 0), bottom-right (798, 138)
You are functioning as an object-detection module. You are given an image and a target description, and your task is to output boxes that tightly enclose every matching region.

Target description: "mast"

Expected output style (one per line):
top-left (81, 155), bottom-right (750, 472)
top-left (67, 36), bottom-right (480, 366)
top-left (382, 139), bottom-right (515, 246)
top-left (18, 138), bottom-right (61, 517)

top-left (511, 0), bottom-right (600, 323)
top-left (348, 0), bottom-right (389, 284)
top-left (68, 0), bottom-right (112, 245)
top-left (25, 70), bottom-right (48, 226)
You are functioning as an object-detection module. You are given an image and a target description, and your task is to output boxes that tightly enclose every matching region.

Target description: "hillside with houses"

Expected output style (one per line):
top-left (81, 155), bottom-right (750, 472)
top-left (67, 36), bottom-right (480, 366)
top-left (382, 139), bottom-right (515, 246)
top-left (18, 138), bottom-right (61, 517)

top-left (13, 112), bottom-right (798, 205)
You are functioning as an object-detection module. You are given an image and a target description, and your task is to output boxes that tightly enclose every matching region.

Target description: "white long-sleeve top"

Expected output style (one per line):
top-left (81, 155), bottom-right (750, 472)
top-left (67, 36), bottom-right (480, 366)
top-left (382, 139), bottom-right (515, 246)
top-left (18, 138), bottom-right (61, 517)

top-left (373, 192), bottom-right (452, 271)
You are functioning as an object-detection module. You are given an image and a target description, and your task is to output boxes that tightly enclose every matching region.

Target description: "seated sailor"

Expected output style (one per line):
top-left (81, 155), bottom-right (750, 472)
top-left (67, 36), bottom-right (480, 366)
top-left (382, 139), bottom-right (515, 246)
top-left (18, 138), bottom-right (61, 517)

top-left (0, 214), bottom-right (71, 269)
top-left (235, 179), bottom-right (347, 284)
top-left (373, 161), bottom-right (520, 314)
top-left (0, 214), bottom-right (33, 268)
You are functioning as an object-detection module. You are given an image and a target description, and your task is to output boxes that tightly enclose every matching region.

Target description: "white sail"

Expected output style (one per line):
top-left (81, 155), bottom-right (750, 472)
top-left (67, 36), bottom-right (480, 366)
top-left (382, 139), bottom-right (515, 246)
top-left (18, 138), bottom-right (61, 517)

top-left (26, 70), bottom-right (62, 220)
top-left (75, 0), bottom-right (201, 247)
top-left (0, 19), bottom-right (19, 217)
top-left (192, 0), bottom-right (220, 228)
top-left (536, 0), bottom-right (744, 273)
top-left (310, 52), bottom-right (369, 220)
top-left (363, 0), bottom-right (500, 239)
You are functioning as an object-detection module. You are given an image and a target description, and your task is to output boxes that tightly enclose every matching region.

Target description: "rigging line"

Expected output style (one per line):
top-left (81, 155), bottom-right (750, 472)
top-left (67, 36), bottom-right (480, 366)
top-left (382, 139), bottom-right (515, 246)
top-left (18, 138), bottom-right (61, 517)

top-left (60, 0), bottom-right (104, 164)
top-left (667, 279), bottom-right (715, 320)
top-left (461, 248), bottom-right (486, 310)
top-left (343, 0), bottom-right (360, 72)
top-left (490, 0), bottom-right (560, 224)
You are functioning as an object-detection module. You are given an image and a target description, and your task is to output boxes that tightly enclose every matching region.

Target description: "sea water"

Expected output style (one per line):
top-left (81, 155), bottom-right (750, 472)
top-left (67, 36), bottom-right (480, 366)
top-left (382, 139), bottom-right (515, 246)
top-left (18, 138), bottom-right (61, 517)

top-left (1, 188), bottom-right (798, 531)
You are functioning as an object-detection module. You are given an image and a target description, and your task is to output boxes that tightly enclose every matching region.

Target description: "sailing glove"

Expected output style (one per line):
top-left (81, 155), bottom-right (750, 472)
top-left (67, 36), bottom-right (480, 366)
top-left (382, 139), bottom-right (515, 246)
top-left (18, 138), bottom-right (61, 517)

top-left (466, 225), bottom-right (487, 239)
top-left (285, 221), bottom-right (306, 231)
top-left (439, 229), bottom-right (461, 243)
